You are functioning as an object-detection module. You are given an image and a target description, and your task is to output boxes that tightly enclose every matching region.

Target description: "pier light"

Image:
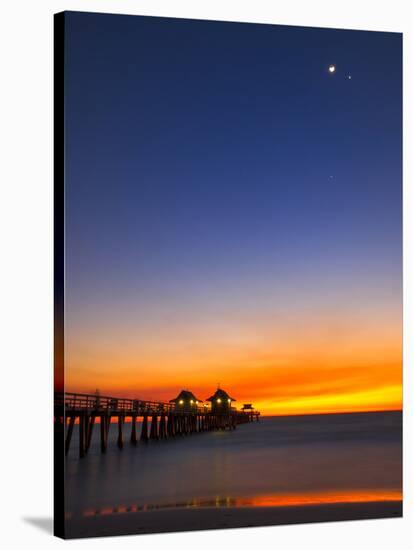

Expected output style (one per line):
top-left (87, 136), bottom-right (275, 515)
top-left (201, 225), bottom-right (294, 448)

top-left (195, 401), bottom-right (198, 404)
top-left (170, 390), bottom-right (203, 410)
top-left (206, 388), bottom-right (236, 413)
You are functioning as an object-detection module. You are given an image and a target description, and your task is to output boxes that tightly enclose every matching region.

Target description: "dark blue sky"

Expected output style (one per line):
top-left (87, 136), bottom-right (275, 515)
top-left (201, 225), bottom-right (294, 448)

top-left (64, 12), bottom-right (402, 355)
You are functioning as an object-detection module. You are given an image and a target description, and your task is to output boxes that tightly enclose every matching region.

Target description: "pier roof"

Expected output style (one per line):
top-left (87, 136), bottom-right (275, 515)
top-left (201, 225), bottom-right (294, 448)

top-left (206, 388), bottom-right (236, 402)
top-left (169, 389), bottom-right (203, 404)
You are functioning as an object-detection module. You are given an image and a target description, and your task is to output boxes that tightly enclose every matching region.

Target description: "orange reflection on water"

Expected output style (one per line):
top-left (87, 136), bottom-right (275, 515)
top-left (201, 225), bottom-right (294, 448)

top-left (81, 489), bottom-right (402, 518)
top-left (237, 489), bottom-right (402, 507)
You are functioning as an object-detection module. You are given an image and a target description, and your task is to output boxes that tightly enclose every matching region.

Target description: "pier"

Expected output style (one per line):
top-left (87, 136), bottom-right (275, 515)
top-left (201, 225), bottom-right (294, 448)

top-left (55, 391), bottom-right (260, 458)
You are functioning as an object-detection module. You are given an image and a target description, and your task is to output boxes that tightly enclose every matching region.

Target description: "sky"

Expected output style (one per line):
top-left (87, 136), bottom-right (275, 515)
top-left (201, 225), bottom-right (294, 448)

top-left (63, 12), bottom-right (402, 415)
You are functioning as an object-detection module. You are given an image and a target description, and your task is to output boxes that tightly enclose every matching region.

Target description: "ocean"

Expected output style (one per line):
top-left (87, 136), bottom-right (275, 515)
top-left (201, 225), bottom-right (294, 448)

top-left (65, 410), bottom-right (402, 521)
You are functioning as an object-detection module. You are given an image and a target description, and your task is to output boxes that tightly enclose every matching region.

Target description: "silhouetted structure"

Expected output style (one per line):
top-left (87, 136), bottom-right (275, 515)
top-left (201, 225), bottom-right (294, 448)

top-left (241, 403), bottom-right (259, 422)
top-left (206, 387), bottom-right (236, 413)
top-left (55, 388), bottom-right (260, 459)
top-left (170, 389), bottom-right (202, 412)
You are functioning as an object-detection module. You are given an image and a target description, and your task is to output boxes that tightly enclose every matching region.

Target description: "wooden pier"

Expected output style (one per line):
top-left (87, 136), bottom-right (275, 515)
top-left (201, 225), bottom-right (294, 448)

top-left (55, 392), bottom-right (260, 458)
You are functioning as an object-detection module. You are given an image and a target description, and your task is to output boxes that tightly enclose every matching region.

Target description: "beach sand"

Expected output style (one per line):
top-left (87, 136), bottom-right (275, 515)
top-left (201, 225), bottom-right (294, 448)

top-left (64, 501), bottom-right (402, 539)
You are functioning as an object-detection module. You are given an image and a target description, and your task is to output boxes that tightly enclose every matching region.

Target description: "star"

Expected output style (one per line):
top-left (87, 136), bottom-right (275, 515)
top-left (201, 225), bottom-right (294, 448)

top-left (328, 65), bottom-right (336, 73)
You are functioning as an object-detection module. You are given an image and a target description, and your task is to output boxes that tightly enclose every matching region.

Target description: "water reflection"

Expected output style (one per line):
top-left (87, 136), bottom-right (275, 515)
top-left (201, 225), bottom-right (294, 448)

top-left (81, 489), bottom-right (402, 518)
top-left (66, 412), bottom-right (402, 520)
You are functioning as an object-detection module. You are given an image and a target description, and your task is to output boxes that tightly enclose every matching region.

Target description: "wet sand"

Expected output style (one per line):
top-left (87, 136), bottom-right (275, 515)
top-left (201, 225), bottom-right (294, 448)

top-left (65, 501), bottom-right (402, 538)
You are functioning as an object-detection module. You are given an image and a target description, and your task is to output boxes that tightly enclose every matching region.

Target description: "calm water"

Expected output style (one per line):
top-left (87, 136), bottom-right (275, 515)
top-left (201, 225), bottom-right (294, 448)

top-left (65, 411), bottom-right (402, 517)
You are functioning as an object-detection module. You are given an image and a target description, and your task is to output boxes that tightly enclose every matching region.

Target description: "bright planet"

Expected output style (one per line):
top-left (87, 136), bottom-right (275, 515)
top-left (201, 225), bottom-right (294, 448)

top-left (328, 64), bottom-right (336, 73)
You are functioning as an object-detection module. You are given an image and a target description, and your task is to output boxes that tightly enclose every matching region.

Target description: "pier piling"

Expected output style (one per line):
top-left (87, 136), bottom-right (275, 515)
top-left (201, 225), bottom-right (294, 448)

top-left (159, 414), bottom-right (166, 439)
top-left (79, 414), bottom-right (86, 458)
top-left (56, 391), bottom-right (260, 458)
top-left (141, 414), bottom-right (149, 442)
top-left (117, 415), bottom-right (124, 448)
top-left (100, 415), bottom-right (107, 452)
top-left (131, 416), bottom-right (137, 445)
top-left (86, 415), bottom-right (95, 450)
top-left (150, 415), bottom-right (158, 440)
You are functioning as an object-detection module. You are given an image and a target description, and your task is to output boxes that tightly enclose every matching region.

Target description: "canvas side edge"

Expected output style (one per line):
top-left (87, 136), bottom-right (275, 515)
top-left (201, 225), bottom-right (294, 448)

top-left (53, 10), bottom-right (66, 540)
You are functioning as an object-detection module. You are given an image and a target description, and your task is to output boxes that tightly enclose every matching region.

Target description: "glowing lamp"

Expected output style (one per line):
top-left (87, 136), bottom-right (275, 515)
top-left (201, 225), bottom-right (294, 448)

top-left (217, 398), bottom-right (222, 403)
top-left (179, 400), bottom-right (184, 405)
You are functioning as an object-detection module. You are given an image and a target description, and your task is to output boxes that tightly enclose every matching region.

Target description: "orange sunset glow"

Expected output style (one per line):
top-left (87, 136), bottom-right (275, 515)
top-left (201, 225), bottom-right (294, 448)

top-left (65, 292), bottom-right (402, 415)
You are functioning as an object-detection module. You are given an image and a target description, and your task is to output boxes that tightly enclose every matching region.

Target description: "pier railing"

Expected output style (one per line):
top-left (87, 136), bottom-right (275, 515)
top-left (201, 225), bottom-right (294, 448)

top-left (55, 391), bottom-right (260, 459)
top-left (55, 392), bottom-right (209, 415)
